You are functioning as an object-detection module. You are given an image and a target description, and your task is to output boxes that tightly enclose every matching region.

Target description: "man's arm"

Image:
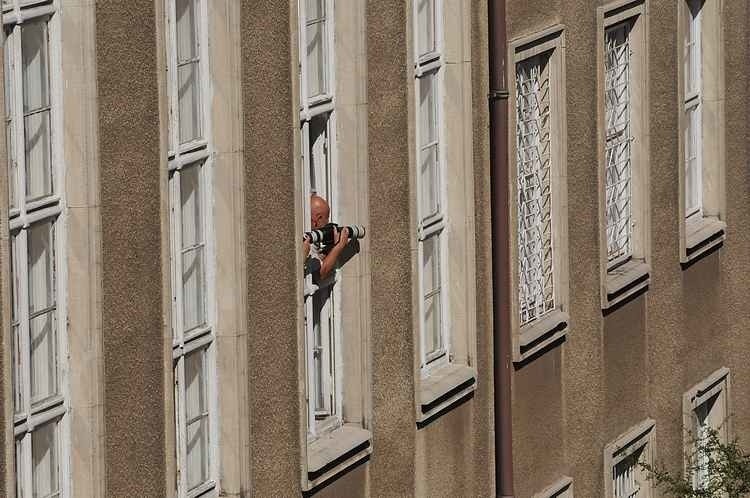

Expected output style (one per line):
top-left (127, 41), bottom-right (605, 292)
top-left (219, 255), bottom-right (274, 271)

top-left (319, 227), bottom-right (349, 279)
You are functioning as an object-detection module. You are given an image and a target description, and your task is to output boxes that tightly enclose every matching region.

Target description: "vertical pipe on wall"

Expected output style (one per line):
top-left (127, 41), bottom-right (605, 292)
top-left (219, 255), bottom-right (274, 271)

top-left (488, 0), bottom-right (514, 497)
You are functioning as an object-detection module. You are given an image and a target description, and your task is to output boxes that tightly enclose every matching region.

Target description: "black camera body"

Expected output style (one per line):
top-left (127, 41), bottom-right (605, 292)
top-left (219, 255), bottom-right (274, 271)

top-left (304, 223), bottom-right (366, 246)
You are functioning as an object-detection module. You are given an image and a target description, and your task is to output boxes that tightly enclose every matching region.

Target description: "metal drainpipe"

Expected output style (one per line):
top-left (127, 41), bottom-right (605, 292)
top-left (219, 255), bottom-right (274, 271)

top-left (488, 0), bottom-right (514, 497)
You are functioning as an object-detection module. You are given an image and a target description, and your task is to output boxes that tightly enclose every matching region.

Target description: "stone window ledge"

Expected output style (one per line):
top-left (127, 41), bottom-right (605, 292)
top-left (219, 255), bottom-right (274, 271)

top-left (516, 309), bottom-right (569, 362)
top-left (417, 363), bottom-right (476, 426)
top-left (305, 425), bottom-right (371, 490)
top-left (604, 259), bottom-right (650, 310)
top-left (684, 216), bottom-right (726, 266)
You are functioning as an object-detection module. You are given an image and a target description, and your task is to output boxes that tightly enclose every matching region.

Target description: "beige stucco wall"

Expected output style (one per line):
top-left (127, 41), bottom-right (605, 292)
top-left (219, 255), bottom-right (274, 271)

top-left (95, 0), bottom-right (168, 496)
top-left (506, 1), bottom-right (750, 497)
top-left (241, 0), bottom-right (301, 496)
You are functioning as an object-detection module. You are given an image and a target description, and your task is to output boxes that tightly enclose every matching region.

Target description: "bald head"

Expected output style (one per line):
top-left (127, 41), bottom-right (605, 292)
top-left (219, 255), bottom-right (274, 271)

top-left (310, 194), bottom-right (330, 229)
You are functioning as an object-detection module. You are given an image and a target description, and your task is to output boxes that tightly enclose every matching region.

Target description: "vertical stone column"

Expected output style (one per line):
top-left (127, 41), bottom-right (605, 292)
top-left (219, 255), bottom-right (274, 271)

top-left (241, 1), bottom-right (301, 495)
top-left (95, 2), bottom-right (167, 496)
top-left (367, 0), bottom-right (417, 494)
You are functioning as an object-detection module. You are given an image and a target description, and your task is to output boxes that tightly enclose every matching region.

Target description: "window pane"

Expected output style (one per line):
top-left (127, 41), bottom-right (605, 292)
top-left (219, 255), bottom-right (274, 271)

top-left (12, 324), bottom-right (22, 413)
top-left (16, 438), bottom-right (24, 498)
top-left (516, 54), bottom-right (555, 325)
top-left (613, 447), bottom-right (643, 498)
top-left (604, 23), bottom-right (632, 262)
top-left (422, 234), bottom-right (440, 295)
top-left (423, 294), bottom-right (441, 357)
top-left (180, 164), bottom-right (203, 249)
top-left (685, 105), bottom-right (701, 217)
top-left (30, 311), bottom-right (57, 404)
top-left (308, 116), bottom-right (330, 199)
top-left (417, 0), bottom-right (435, 56)
top-left (419, 73), bottom-right (437, 146)
top-left (306, 21), bottom-right (326, 98)
top-left (175, 0), bottom-right (198, 62)
top-left (182, 247), bottom-right (205, 332)
top-left (185, 350), bottom-right (209, 490)
top-left (5, 31), bottom-right (15, 209)
top-left (32, 421), bottom-right (59, 498)
top-left (306, 0), bottom-right (324, 21)
top-left (21, 22), bottom-right (49, 114)
top-left (685, 0), bottom-right (701, 96)
top-left (178, 61), bottom-right (201, 144)
top-left (24, 109), bottom-right (52, 200)
top-left (28, 222), bottom-right (55, 315)
top-left (419, 144), bottom-right (438, 220)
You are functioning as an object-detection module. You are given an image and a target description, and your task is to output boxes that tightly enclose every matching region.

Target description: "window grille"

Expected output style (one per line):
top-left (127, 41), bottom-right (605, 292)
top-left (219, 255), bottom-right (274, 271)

top-left (515, 53), bottom-right (555, 326)
top-left (299, 0), bottom-right (340, 437)
top-left (166, 0), bottom-right (217, 495)
top-left (613, 452), bottom-right (642, 498)
top-left (604, 22), bottom-right (633, 265)
top-left (414, 0), bottom-right (446, 368)
top-left (4, 2), bottom-right (67, 496)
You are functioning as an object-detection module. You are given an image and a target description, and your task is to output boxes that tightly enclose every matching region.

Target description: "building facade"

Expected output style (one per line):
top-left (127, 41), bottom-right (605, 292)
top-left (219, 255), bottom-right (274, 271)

top-left (0, 1), bottom-right (746, 497)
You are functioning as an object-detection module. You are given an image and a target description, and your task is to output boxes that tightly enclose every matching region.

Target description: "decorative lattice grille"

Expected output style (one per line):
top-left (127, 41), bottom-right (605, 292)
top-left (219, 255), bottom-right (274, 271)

top-left (613, 453), bottom-right (641, 498)
top-left (604, 23), bottom-right (633, 264)
top-left (516, 54), bottom-right (554, 326)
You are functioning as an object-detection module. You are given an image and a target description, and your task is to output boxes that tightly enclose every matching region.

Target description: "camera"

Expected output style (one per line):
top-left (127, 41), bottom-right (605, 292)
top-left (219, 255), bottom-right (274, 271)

top-left (304, 223), bottom-right (366, 246)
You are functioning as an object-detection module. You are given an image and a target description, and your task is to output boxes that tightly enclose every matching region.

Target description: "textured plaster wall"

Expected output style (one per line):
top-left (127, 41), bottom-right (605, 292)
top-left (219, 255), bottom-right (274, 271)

top-left (366, 0), bottom-right (418, 494)
top-left (95, 1), bottom-right (167, 496)
top-left (505, 1), bottom-right (750, 497)
top-left (241, 0), bottom-right (301, 496)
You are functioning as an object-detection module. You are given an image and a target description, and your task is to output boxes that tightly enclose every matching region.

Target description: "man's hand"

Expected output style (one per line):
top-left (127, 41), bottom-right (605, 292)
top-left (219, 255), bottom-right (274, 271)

top-left (303, 238), bottom-right (311, 259)
top-left (336, 227), bottom-right (350, 247)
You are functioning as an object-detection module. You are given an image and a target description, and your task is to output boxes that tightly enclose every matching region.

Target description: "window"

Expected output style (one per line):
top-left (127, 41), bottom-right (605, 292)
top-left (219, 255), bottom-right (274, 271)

top-left (534, 476), bottom-right (573, 498)
top-left (509, 26), bottom-right (569, 362)
top-left (298, 0), bottom-right (371, 488)
top-left (299, 0), bottom-right (339, 440)
top-left (165, 0), bottom-right (218, 495)
top-left (414, 0), bottom-right (446, 370)
top-left (679, 0), bottom-right (725, 265)
top-left (4, 2), bottom-right (68, 496)
top-left (411, 0), bottom-right (477, 423)
top-left (683, 368), bottom-right (730, 491)
top-left (598, 0), bottom-right (650, 309)
top-left (604, 419), bottom-right (655, 498)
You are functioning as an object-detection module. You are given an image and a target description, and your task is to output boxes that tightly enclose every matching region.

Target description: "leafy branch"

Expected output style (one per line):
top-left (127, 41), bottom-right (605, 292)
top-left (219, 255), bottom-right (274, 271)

top-left (640, 427), bottom-right (750, 498)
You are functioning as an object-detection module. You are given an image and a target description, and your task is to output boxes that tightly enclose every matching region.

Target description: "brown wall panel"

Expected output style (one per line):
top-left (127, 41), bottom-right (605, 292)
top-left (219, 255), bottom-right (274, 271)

top-left (95, 1), bottom-right (167, 496)
top-left (241, 0), bottom-right (301, 496)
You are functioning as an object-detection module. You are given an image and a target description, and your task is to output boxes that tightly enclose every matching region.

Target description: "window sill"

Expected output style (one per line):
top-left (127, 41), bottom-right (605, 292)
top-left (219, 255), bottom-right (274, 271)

top-left (683, 216), bottom-right (726, 266)
top-left (516, 309), bottom-right (569, 363)
top-left (603, 260), bottom-right (650, 310)
top-left (417, 363), bottom-right (476, 427)
top-left (305, 425), bottom-right (371, 490)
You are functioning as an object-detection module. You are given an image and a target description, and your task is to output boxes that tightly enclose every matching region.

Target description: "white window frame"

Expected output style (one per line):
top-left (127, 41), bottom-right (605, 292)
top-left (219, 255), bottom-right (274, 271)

top-left (682, 367), bottom-right (730, 492)
top-left (508, 26), bottom-right (569, 363)
top-left (165, 0), bottom-right (219, 496)
top-left (678, 0), bottom-right (726, 265)
top-left (298, 0), bottom-right (343, 441)
top-left (4, 1), bottom-right (69, 497)
top-left (597, 0), bottom-right (651, 310)
top-left (604, 419), bottom-right (655, 498)
top-left (413, 0), bottom-right (449, 373)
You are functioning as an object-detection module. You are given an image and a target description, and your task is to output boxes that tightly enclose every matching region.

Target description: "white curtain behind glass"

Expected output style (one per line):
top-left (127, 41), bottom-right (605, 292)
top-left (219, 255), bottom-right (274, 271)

top-left (185, 349), bottom-right (209, 491)
top-left (27, 222), bottom-right (57, 405)
top-left (176, 0), bottom-right (201, 144)
top-left (21, 21), bottom-right (52, 201)
top-left (180, 164), bottom-right (205, 333)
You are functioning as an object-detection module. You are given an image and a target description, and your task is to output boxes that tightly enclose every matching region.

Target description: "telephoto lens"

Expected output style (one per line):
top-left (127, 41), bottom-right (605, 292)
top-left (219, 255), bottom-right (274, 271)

top-left (303, 223), bottom-right (366, 246)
